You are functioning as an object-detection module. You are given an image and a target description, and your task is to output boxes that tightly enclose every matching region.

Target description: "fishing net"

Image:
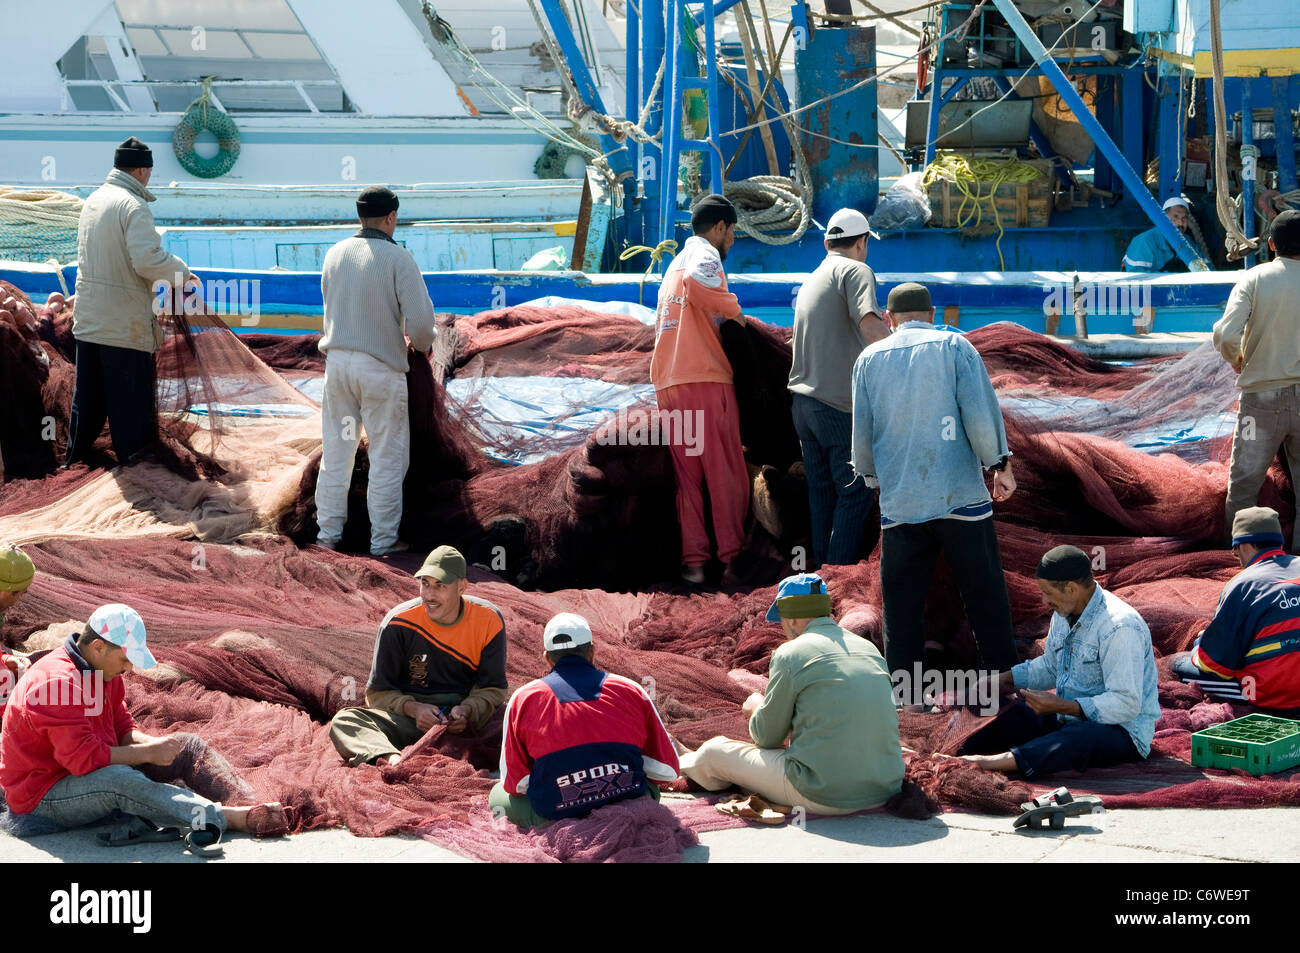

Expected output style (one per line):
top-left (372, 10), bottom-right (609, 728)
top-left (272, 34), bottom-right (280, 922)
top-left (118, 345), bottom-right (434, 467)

top-left (3, 296), bottom-right (1299, 861)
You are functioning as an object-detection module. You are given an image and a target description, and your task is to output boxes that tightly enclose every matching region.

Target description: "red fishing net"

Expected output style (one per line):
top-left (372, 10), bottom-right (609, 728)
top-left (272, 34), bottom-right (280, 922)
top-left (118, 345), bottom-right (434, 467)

top-left (3, 297), bottom-right (1299, 861)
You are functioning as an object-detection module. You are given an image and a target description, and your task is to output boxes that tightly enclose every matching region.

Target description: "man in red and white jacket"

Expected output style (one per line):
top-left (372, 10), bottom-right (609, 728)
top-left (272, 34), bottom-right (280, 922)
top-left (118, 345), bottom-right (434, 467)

top-left (490, 612), bottom-right (679, 827)
top-left (651, 193), bottom-right (750, 585)
top-left (1, 603), bottom-right (284, 848)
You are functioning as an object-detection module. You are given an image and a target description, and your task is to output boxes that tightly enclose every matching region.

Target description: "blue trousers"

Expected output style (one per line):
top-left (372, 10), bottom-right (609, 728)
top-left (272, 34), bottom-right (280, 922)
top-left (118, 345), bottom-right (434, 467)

top-left (791, 393), bottom-right (874, 568)
top-left (959, 701), bottom-right (1140, 779)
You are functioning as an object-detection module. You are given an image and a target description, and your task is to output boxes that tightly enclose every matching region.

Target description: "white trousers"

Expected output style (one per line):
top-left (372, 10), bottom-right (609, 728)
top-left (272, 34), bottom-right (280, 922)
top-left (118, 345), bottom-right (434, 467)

top-left (315, 349), bottom-right (409, 551)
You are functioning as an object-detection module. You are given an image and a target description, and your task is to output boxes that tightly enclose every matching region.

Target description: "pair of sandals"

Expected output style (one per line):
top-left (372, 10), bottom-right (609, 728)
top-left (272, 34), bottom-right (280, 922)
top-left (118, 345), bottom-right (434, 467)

top-left (714, 794), bottom-right (792, 826)
top-left (95, 817), bottom-right (224, 857)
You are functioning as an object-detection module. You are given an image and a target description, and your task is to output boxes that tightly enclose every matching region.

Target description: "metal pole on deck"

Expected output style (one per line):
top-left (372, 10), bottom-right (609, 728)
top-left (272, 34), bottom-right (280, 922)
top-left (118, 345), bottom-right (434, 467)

top-left (989, 0), bottom-right (1209, 270)
top-left (1241, 82), bottom-right (1257, 268)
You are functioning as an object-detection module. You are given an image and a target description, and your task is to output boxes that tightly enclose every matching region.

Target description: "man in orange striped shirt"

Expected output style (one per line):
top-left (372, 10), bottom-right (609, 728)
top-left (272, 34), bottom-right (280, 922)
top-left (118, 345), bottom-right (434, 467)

top-left (651, 194), bottom-right (750, 585)
top-left (329, 545), bottom-right (508, 766)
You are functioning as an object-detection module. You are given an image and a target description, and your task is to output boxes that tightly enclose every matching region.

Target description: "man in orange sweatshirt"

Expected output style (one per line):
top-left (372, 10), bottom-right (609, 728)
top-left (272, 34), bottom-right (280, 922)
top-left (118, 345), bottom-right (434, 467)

top-left (650, 194), bottom-right (749, 584)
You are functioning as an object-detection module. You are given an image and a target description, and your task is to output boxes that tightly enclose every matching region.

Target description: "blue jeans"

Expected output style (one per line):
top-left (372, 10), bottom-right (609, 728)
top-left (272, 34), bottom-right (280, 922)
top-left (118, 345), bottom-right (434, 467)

top-left (791, 394), bottom-right (874, 568)
top-left (29, 765), bottom-right (227, 834)
top-left (959, 702), bottom-right (1140, 779)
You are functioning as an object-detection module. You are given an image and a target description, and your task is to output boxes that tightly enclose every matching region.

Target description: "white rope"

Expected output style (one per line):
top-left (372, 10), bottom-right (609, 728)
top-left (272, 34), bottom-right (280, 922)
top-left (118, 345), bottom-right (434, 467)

top-left (0, 188), bottom-right (83, 229)
top-left (1208, 0), bottom-right (1258, 260)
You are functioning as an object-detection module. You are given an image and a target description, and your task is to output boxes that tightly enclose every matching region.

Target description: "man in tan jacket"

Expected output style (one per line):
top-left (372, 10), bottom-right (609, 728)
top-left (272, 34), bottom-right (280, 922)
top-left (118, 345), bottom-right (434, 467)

top-left (66, 137), bottom-right (195, 467)
top-left (1213, 210), bottom-right (1300, 551)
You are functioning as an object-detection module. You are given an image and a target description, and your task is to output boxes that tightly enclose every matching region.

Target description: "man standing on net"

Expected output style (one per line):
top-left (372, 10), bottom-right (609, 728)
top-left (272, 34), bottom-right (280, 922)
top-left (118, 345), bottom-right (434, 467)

top-left (315, 186), bottom-right (436, 557)
top-left (66, 137), bottom-right (197, 467)
top-left (491, 613), bottom-right (678, 828)
top-left (650, 194), bottom-right (749, 585)
top-left (1214, 209), bottom-right (1300, 553)
top-left (958, 546), bottom-right (1159, 778)
top-left (0, 604), bottom-right (287, 853)
top-left (850, 282), bottom-right (1019, 686)
top-left (329, 546), bottom-right (508, 766)
top-left (788, 208), bottom-right (889, 569)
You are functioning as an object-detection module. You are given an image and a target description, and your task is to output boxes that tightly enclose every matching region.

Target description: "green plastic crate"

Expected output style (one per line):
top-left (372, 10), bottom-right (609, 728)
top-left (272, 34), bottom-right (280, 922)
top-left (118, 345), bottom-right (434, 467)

top-left (1191, 714), bottom-right (1300, 776)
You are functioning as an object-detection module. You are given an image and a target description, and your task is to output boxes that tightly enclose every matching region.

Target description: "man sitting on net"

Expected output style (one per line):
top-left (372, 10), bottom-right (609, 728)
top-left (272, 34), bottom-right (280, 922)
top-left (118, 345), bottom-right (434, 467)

top-left (677, 573), bottom-right (904, 814)
top-left (1, 544), bottom-right (37, 726)
top-left (330, 546), bottom-right (508, 766)
top-left (491, 613), bottom-right (678, 828)
top-left (0, 604), bottom-right (286, 852)
top-left (959, 545), bottom-right (1160, 777)
top-left (1169, 507), bottom-right (1300, 712)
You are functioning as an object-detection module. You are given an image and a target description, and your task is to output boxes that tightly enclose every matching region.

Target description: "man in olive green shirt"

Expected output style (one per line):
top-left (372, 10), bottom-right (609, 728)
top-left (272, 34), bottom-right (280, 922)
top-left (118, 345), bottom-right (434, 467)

top-left (678, 572), bottom-right (904, 813)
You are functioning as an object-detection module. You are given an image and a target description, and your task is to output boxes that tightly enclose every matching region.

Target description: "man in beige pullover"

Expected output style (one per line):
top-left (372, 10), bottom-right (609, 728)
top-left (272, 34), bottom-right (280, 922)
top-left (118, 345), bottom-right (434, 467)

top-left (1213, 210), bottom-right (1300, 552)
top-left (67, 137), bottom-right (195, 466)
top-left (316, 186), bottom-right (437, 556)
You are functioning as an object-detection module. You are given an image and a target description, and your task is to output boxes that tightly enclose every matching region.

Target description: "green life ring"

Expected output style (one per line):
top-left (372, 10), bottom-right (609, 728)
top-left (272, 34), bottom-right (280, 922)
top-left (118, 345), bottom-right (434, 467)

top-left (172, 105), bottom-right (240, 179)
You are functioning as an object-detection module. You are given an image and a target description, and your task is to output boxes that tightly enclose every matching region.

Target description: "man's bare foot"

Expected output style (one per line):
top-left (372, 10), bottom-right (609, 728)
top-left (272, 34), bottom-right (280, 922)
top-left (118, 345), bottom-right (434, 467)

top-left (957, 753), bottom-right (1018, 772)
top-left (670, 735), bottom-right (691, 757)
top-left (224, 802), bottom-right (284, 833)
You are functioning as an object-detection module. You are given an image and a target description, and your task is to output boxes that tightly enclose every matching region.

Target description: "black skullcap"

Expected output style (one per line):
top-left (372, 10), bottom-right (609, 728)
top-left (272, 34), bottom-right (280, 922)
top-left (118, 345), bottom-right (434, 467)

top-left (690, 193), bottom-right (737, 232)
top-left (1037, 545), bottom-right (1093, 583)
top-left (113, 136), bottom-right (153, 170)
top-left (886, 281), bottom-right (932, 313)
top-left (1270, 209), bottom-right (1300, 257)
top-left (357, 186), bottom-right (399, 218)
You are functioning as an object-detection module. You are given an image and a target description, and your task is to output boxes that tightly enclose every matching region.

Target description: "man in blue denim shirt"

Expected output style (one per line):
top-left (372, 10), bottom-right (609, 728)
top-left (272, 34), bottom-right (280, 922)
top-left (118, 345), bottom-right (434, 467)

top-left (959, 545), bottom-right (1159, 777)
top-left (850, 282), bottom-right (1019, 682)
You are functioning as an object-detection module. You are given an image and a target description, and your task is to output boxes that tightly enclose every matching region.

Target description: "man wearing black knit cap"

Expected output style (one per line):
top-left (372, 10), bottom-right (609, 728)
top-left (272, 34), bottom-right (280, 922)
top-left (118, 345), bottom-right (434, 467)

top-left (957, 545), bottom-right (1159, 777)
top-left (66, 137), bottom-right (198, 466)
top-left (850, 281), bottom-right (1018, 679)
top-left (315, 186), bottom-right (436, 556)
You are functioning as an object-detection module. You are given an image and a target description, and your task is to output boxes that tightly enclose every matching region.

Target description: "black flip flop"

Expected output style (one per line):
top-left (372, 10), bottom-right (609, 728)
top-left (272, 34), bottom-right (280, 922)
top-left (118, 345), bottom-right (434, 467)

top-left (184, 824), bottom-right (224, 858)
top-left (96, 818), bottom-right (181, 847)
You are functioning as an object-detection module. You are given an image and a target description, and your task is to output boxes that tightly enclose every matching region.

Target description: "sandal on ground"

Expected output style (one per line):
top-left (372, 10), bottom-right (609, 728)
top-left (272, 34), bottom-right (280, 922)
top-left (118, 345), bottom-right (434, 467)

top-left (96, 817), bottom-right (182, 847)
top-left (715, 794), bottom-right (790, 826)
top-left (183, 825), bottom-right (224, 858)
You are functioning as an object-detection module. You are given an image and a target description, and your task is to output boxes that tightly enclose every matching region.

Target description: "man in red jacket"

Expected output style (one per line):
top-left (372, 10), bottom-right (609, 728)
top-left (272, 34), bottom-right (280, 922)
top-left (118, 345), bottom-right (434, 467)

top-left (0, 603), bottom-right (284, 850)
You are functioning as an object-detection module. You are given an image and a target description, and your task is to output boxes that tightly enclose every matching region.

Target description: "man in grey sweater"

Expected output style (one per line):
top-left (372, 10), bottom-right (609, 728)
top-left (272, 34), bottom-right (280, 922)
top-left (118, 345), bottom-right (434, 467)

top-left (316, 187), bottom-right (437, 556)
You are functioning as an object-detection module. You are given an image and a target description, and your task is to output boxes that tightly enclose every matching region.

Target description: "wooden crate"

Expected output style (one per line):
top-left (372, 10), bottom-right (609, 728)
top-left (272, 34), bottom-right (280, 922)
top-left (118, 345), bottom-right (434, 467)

top-left (926, 159), bottom-right (1053, 230)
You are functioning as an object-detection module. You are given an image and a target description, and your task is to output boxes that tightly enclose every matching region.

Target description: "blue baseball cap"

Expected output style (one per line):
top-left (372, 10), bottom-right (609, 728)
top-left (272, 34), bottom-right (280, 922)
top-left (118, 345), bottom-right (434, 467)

top-left (765, 573), bottom-right (832, 623)
top-left (86, 603), bottom-right (157, 669)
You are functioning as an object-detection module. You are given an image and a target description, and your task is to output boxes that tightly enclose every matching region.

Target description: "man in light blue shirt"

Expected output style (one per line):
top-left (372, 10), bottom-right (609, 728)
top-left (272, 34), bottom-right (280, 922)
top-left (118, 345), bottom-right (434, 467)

top-left (959, 545), bottom-right (1159, 777)
top-left (850, 282), bottom-right (1019, 683)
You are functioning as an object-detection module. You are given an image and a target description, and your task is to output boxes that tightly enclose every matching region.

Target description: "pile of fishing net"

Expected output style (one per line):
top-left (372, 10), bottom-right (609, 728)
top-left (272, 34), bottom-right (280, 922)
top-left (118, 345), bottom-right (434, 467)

top-left (3, 292), bottom-right (1300, 862)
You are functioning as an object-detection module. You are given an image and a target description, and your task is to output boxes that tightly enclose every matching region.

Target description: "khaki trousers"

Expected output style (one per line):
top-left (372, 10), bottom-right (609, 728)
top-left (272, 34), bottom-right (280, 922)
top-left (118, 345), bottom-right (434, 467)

top-left (678, 736), bottom-right (858, 816)
top-left (1227, 385), bottom-right (1300, 551)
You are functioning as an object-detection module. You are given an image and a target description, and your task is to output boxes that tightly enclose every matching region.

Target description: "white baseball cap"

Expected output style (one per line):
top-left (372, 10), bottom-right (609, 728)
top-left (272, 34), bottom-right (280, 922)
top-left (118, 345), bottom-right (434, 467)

top-left (826, 207), bottom-right (879, 241)
top-left (543, 612), bottom-right (593, 652)
top-left (86, 603), bottom-right (157, 669)
top-left (1162, 196), bottom-right (1190, 211)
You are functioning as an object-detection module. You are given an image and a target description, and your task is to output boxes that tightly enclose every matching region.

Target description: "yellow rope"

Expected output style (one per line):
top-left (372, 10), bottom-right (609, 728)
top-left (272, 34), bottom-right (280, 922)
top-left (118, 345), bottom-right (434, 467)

top-left (922, 152), bottom-right (1044, 271)
top-left (619, 239), bottom-right (678, 305)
